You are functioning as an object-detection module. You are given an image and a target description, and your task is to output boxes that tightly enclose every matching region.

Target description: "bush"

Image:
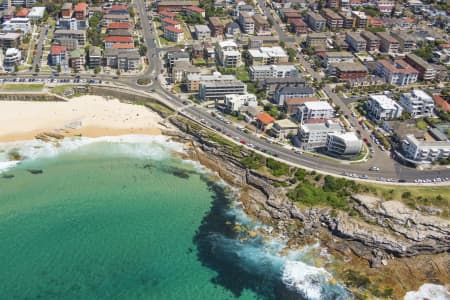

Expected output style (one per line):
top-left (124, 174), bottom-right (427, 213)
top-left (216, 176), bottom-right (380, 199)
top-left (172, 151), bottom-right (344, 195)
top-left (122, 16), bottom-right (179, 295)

top-left (266, 158), bottom-right (290, 176)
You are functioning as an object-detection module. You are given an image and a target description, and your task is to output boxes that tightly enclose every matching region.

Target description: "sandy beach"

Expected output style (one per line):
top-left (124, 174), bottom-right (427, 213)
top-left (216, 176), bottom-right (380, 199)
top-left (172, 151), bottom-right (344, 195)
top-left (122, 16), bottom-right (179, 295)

top-left (0, 96), bottom-right (166, 142)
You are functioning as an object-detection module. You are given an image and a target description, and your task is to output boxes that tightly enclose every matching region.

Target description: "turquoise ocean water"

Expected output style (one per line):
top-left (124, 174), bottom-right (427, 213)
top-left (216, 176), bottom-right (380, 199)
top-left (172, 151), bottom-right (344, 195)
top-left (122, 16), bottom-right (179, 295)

top-left (0, 136), bottom-right (349, 300)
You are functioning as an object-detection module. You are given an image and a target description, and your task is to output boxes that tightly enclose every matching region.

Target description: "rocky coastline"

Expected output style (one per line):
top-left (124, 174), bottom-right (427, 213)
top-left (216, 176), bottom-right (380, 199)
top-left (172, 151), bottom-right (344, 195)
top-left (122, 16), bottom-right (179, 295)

top-left (167, 116), bottom-right (450, 298)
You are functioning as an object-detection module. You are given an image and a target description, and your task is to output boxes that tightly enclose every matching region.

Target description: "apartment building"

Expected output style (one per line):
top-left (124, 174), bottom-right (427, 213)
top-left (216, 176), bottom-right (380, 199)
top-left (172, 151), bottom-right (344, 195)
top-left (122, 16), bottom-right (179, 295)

top-left (361, 31), bottom-right (380, 52)
top-left (376, 32), bottom-right (399, 53)
top-left (298, 120), bottom-right (341, 151)
top-left (162, 18), bottom-right (181, 29)
top-left (402, 135), bottom-right (450, 162)
top-left (326, 132), bottom-right (362, 155)
top-left (199, 81), bottom-right (247, 100)
top-left (274, 85), bottom-right (314, 105)
top-left (54, 29), bottom-right (86, 46)
top-left (351, 11), bottom-right (367, 28)
top-left (322, 8), bottom-right (343, 30)
top-left (306, 12), bottom-right (326, 32)
top-left (338, 11), bottom-right (354, 29)
top-left (306, 33), bottom-right (327, 48)
top-left (345, 32), bottom-right (367, 52)
top-left (367, 94), bottom-right (403, 120)
top-left (49, 45), bottom-right (67, 66)
top-left (248, 46), bottom-right (288, 65)
top-left (88, 46), bottom-right (102, 68)
top-left (208, 17), bottom-right (224, 37)
top-left (0, 32), bottom-right (21, 49)
top-left (105, 48), bottom-right (140, 71)
top-left (186, 73), bottom-right (236, 92)
top-left (195, 25), bottom-right (211, 40)
top-left (164, 26), bottom-right (184, 42)
top-left (238, 12), bottom-right (255, 34)
top-left (334, 62), bottom-right (368, 81)
top-left (290, 18), bottom-right (308, 35)
top-left (249, 65), bottom-right (299, 80)
top-left (271, 119), bottom-right (299, 140)
top-left (104, 36), bottom-right (134, 49)
top-left (404, 53), bottom-right (436, 81)
top-left (224, 93), bottom-right (258, 112)
top-left (390, 31), bottom-right (416, 53)
top-left (3, 47), bottom-right (21, 72)
top-left (253, 15), bottom-right (270, 35)
top-left (376, 59), bottom-right (419, 86)
top-left (215, 40), bottom-right (241, 68)
top-left (296, 101), bottom-right (334, 123)
top-left (323, 51), bottom-right (354, 67)
top-left (400, 89), bottom-right (434, 118)
top-left (69, 48), bottom-right (85, 70)
top-left (2, 17), bottom-right (31, 34)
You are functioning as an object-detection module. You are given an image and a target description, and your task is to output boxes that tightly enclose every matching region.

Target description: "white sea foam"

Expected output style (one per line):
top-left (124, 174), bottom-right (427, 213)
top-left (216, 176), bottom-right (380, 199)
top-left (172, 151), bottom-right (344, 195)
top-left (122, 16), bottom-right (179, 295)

top-left (282, 260), bottom-right (331, 300)
top-left (404, 283), bottom-right (449, 300)
top-left (0, 135), bottom-right (185, 170)
top-left (0, 161), bottom-right (20, 174)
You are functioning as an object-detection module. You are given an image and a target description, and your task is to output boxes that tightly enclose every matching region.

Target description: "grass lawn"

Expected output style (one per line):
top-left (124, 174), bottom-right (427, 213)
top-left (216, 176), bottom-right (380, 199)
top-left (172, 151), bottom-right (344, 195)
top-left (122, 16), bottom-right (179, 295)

top-left (52, 85), bottom-right (75, 94)
top-left (236, 69), bottom-right (250, 82)
top-left (1, 84), bottom-right (44, 91)
top-left (416, 119), bottom-right (428, 130)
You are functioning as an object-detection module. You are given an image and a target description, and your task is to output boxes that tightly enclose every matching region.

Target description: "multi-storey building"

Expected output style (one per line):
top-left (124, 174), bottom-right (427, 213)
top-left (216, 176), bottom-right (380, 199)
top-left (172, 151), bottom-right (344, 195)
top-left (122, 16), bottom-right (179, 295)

top-left (390, 31), bottom-right (416, 53)
top-left (215, 40), bottom-right (241, 68)
top-left (334, 62), bottom-right (368, 81)
top-left (54, 29), bottom-right (86, 46)
top-left (105, 49), bottom-right (140, 71)
top-left (326, 132), bottom-right (362, 155)
top-left (322, 8), bottom-right (343, 30)
top-left (306, 12), bottom-right (326, 32)
top-left (345, 32), bottom-right (367, 52)
top-left (323, 51), bottom-right (354, 67)
top-left (376, 59), bottom-right (419, 86)
top-left (404, 53), bottom-right (436, 81)
top-left (208, 17), bottom-right (224, 37)
top-left (274, 85), bottom-right (314, 105)
top-left (224, 93), bottom-right (258, 112)
top-left (2, 17), bottom-right (31, 34)
top-left (361, 31), bottom-right (380, 52)
top-left (49, 45), bottom-right (67, 66)
top-left (238, 12), bottom-right (255, 34)
top-left (249, 65), bottom-right (299, 80)
top-left (290, 18), bottom-right (308, 35)
top-left (376, 32), bottom-right (399, 53)
top-left (194, 25), bottom-right (211, 39)
top-left (199, 81), bottom-right (247, 100)
top-left (186, 73), bottom-right (236, 92)
top-left (164, 26), bottom-right (184, 42)
top-left (306, 32), bottom-right (327, 48)
top-left (0, 32), bottom-right (21, 49)
top-left (298, 120), bottom-right (342, 151)
top-left (402, 135), bottom-right (450, 162)
top-left (253, 15), bottom-right (270, 35)
top-left (296, 101), bottom-right (335, 123)
top-left (3, 47), bottom-right (21, 72)
top-left (367, 94), bottom-right (403, 120)
top-left (88, 46), bottom-right (102, 68)
top-left (400, 89), bottom-right (434, 118)
top-left (162, 18), bottom-right (181, 29)
top-left (248, 46), bottom-right (288, 65)
top-left (351, 10), bottom-right (367, 28)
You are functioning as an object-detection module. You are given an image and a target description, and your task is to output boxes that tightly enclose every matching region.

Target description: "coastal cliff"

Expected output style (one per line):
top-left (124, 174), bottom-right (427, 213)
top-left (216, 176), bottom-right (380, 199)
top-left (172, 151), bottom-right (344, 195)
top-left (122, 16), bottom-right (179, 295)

top-left (168, 116), bottom-right (450, 298)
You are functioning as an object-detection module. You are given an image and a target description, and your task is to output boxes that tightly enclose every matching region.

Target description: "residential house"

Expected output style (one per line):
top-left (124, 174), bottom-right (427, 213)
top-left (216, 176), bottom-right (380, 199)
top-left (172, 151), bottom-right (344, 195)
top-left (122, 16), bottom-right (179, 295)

top-left (61, 3), bottom-right (73, 18)
top-left (195, 24), bottom-right (211, 40)
top-left (225, 22), bottom-right (240, 37)
top-left (271, 119), bottom-right (298, 140)
top-left (255, 113), bottom-right (276, 131)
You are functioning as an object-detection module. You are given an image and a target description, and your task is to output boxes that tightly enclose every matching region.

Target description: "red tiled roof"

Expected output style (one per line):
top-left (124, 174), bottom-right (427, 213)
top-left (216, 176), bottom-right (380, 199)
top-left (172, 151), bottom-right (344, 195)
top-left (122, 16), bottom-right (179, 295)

top-left (439, 43), bottom-right (450, 49)
top-left (256, 113), bottom-right (276, 125)
top-left (432, 94), bottom-right (450, 112)
top-left (108, 22), bottom-right (132, 29)
top-left (160, 10), bottom-right (176, 17)
top-left (105, 36), bottom-right (134, 43)
top-left (164, 26), bottom-right (183, 33)
top-left (50, 45), bottom-right (67, 55)
top-left (285, 97), bottom-right (320, 106)
top-left (75, 2), bottom-right (87, 11)
top-left (162, 18), bottom-right (180, 25)
top-left (378, 59), bottom-right (418, 75)
top-left (112, 44), bottom-right (135, 49)
top-left (16, 8), bottom-right (30, 17)
top-left (185, 6), bottom-right (205, 13)
top-left (111, 5), bottom-right (128, 11)
top-left (290, 18), bottom-right (307, 26)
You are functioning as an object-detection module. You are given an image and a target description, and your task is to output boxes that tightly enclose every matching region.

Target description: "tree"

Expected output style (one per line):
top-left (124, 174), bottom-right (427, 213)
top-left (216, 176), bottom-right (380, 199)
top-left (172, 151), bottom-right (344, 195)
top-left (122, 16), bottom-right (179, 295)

top-left (286, 48), bottom-right (297, 62)
top-left (94, 66), bottom-right (101, 74)
top-left (139, 44), bottom-right (148, 56)
top-left (14, 64), bottom-right (18, 73)
top-left (56, 64), bottom-right (61, 73)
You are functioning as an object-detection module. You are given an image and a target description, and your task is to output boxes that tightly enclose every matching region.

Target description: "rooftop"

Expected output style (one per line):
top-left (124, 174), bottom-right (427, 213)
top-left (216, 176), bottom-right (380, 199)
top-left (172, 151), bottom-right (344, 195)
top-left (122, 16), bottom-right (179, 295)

top-left (369, 94), bottom-right (399, 110)
top-left (334, 62), bottom-right (367, 72)
top-left (377, 59), bottom-right (419, 75)
top-left (50, 45), bottom-right (67, 55)
top-left (256, 113), bottom-right (276, 125)
top-left (285, 97), bottom-right (320, 106)
top-left (303, 101), bottom-right (333, 110)
top-left (165, 26), bottom-right (184, 33)
top-left (104, 36), bottom-right (134, 42)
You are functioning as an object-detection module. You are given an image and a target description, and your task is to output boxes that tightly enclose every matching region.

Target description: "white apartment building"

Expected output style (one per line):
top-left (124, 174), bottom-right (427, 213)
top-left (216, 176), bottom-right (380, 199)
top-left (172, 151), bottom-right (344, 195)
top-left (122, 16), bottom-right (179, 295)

top-left (224, 93), bottom-right (258, 112)
top-left (376, 59), bottom-right (418, 86)
top-left (248, 47), bottom-right (288, 65)
top-left (345, 32), bottom-right (367, 53)
top-left (3, 47), bottom-right (21, 72)
top-left (249, 65), bottom-right (299, 80)
top-left (400, 89), bottom-right (434, 118)
top-left (296, 101), bottom-right (334, 123)
top-left (2, 18), bottom-right (31, 34)
top-left (367, 94), bottom-right (403, 121)
top-left (298, 120), bottom-right (342, 151)
top-left (326, 132), bottom-right (363, 155)
top-left (402, 134), bottom-right (450, 162)
top-left (215, 40), bottom-right (241, 68)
